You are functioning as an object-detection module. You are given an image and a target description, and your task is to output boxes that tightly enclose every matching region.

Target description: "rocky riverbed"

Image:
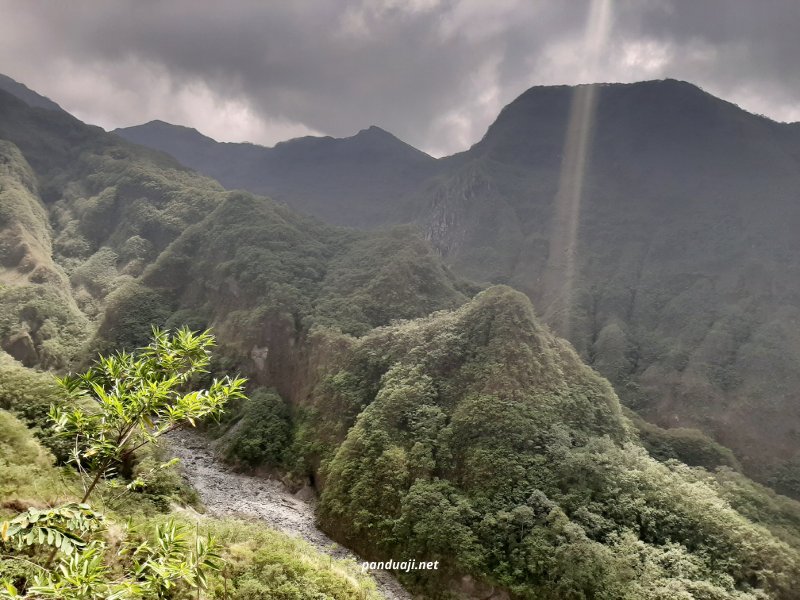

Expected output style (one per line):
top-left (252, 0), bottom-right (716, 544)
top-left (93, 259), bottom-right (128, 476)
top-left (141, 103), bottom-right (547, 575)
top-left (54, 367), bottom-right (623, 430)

top-left (166, 428), bottom-right (413, 600)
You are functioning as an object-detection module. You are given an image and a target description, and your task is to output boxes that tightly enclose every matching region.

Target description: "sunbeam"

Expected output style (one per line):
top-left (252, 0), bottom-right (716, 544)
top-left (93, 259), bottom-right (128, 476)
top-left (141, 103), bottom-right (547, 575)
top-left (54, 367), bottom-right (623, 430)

top-left (542, 0), bottom-right (612, 339)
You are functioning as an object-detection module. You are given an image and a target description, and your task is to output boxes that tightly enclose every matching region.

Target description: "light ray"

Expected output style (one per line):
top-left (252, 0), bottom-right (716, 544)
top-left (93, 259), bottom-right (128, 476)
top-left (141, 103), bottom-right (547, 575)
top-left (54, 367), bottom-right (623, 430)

top-left (542, 0), bottom-right (612, 339)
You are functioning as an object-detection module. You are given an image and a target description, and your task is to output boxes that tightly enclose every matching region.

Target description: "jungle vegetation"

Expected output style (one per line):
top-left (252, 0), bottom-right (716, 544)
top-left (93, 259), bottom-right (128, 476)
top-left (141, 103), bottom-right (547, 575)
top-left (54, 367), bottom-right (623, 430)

top-left (2, 82), bottom-right (800, 598)
top-left (0, 330), bottom-right (377, 599)
top-left (119, 79), bottom-right (800, 489)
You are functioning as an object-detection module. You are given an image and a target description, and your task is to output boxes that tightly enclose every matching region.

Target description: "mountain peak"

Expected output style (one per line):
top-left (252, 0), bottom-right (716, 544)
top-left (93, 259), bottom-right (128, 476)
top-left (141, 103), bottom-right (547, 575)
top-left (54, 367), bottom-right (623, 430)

top-left (355, 125), bottom-right (391, 137)
top-left (117, 120), bottom-right (215, 143)
top-left (348, 124), bottom-right (432, 160)
top-left (467, 77), bottom-right (783, 163)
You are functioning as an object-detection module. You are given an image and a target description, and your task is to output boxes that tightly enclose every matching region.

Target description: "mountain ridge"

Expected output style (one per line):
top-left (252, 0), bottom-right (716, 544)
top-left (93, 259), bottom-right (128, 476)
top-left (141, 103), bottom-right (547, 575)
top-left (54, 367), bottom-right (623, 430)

top-left (0, 73), bottom-right (65, 113)
top-left (4, 77), bottom-right (800, 598)
top-left (101, 77), bottom-right (800, 492)
top-left (114, 116), bottom-right (438, 227)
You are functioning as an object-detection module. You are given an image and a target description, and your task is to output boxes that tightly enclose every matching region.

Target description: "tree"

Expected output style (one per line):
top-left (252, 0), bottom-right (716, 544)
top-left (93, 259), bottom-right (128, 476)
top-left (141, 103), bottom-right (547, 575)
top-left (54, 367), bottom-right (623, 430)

top-left (1, 328), bottom-right (246, 599)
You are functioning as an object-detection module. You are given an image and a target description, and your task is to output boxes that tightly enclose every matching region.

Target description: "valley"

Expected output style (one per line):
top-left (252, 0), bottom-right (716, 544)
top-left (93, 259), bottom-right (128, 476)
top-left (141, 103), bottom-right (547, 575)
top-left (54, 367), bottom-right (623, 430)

top-left (117, 79), bottom-right (800, 489)
top-left (1, 73), bottom-right (800, 598)
top-left (167, 428), bottom-right (413, 600)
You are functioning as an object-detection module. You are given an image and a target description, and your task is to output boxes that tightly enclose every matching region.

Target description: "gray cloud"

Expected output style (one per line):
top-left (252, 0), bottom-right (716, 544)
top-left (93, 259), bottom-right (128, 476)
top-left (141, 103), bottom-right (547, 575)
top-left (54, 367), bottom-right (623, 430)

top-left (0, 0), bottom-right (798, 156)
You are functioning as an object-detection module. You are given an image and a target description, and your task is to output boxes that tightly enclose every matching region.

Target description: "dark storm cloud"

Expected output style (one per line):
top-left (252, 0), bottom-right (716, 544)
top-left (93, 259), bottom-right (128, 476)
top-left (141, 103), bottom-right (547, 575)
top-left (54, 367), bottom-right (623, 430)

top-left (0, 0), bottom-right (798, 156)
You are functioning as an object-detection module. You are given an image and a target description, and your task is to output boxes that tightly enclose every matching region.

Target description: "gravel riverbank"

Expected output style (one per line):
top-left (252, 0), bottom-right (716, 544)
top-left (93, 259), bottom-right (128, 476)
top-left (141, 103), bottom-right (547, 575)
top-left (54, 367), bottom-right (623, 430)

top-left (166, 428), bottom-right (413, 600)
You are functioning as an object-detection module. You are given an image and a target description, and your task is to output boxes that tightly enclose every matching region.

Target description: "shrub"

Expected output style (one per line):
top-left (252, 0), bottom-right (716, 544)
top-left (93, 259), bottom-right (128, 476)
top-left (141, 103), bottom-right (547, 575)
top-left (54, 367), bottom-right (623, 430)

top-left (0, 409), bottom-right (61, 506)
top-left (223, 389), bottom-right (292, 468)
top-left (200, 519), bottom-right (378, 600)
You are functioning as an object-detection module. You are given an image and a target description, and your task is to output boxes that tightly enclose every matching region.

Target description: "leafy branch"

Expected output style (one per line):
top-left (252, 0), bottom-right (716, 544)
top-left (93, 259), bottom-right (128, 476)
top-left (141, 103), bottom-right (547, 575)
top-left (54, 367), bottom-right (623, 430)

top-left (0, 328), bottom-right (246, 599)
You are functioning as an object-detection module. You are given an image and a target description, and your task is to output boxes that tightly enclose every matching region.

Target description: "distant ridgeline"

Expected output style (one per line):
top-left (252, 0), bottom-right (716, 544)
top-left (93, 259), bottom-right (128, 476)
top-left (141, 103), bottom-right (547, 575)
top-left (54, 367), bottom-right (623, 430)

top-left (3, 81), bottom-right (800, 598)
top-left (117, 79), bottom-right (800, 495)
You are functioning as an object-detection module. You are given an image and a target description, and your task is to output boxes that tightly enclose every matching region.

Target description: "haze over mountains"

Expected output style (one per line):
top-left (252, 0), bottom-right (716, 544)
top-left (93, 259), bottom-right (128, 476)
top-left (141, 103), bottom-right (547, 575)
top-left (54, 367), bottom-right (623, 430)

top-left (115, 78), bottom-right (800, 489)
top-left (116, 119), bottom-right (437, 227)
top-left (4, 70), bottom-right (800, 597)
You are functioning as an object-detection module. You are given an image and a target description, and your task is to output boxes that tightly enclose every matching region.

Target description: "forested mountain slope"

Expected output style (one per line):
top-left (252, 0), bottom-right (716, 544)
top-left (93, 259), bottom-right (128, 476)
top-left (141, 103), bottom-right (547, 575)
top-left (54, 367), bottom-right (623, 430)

top-left (412, 80), bottom-right (800, 487)
top-left (0, 87), bottom-right (470, 372)
top-left (116, 120), bottom-right (438, 227)
top-left (308, 287), bottom-right (800, 598)
top-left (115, 78), bottom-right (800, 490)
top-left (0, 73), bottom-right (64, 113)
top-left (4, 82), bottom-right (800, 598)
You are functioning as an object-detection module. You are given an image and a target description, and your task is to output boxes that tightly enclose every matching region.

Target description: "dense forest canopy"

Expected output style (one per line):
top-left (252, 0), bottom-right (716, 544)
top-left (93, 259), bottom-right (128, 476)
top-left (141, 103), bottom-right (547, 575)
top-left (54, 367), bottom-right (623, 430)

top-left (118, 79), bottom-right (800, 491)
top-left (2, 78), bottom-right (800, 598)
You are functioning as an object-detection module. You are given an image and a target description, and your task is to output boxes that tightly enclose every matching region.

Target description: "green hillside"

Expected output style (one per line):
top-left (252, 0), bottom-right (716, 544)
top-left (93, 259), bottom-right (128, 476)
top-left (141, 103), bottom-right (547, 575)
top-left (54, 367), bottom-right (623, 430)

top-left (116, 121), bottom-right (438, 228)
top-left (307, 287), bottom-right (800, 598)
top-left (0, 73), bottom-right (64, 113)
top-left (116, 79), bottom-right (800, 491)
top-left (0, 404), bottom-right (381, 599)
top-left (0, 138), bottom-right (87, 368)
top-left (3, 83), bottom-right (800, 598)
top-left (0, 87), bottom-right (469, 373)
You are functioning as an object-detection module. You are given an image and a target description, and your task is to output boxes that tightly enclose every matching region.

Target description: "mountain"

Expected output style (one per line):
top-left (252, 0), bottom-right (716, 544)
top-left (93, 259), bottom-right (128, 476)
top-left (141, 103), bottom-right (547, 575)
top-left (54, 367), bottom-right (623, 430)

top-left (412, 80), bottom-right (800, 487)
top-left (0, 86), bottom-right (470, 372)
top-left (115, 121), bottom-right (438, 227)
top-left (0, 83), bottom-right (469, 595)
top-left (308, 287), bottom-right (800, 598)
top-left (0, 73), bottom-right (64, 112)
top-left (119, 79), bottom-right (800, 492)
top-left (5, 82), bottom-right (800, 598)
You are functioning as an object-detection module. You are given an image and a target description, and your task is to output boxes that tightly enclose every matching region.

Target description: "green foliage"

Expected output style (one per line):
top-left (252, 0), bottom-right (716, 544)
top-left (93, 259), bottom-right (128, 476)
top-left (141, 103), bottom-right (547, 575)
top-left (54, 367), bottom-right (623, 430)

top-left (0, 329), bottom-right (245, 599)
top-left (769, 456), bottom-right (800, 499)
top-left (0, 285), bottom-right (89, 369)
top-left (0, 141), bottom-right (48, 249)
top-left (0, 352), bottom-right (71, 459)
top-left (52, 328), bottom-right (245, 494)
top-left (53, 220), bottom-right (92, 262)
top-left (631, 411), bottom-right (742, 471)
top-left (142, 193), bottom-right (331, 325)
top-left (1, 520), bottom-right (221, 600)
top-left (119, 443), bottom-right (200, 513)
top-left (199, 519), bottom-right (379, 600)
top-left (311, 288), bottom-right (800, 598)
top-left (709, 467), bottom-right (800, 551)
top-left (94, 283), bottom-right (174, 353)
top-left (0, 409), bottom-right (62, 503)
top-left (312, 228), bottom-right (474, 336)
top-left (221, 388), bottom-right (292, 468)
top-left (0, 138), bottom-right (89, 370)
top-left (141, 195), bottom-right (470, 360)
top-left (69, 247), bottom-right (121, 298)
top-left (1, 503), bottom-right (104, 557)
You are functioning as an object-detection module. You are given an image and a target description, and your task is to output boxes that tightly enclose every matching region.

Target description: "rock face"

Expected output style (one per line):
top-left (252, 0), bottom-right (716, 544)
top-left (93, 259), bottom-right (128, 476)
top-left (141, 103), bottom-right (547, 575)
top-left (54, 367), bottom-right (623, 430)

top-left (2, 331), bottom-right (37, 366)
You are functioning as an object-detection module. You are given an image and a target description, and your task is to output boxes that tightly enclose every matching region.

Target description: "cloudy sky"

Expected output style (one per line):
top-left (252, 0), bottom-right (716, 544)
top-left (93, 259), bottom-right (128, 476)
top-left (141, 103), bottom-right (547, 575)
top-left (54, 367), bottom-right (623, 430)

top-left (1, 0), bottom-right (798, 156)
